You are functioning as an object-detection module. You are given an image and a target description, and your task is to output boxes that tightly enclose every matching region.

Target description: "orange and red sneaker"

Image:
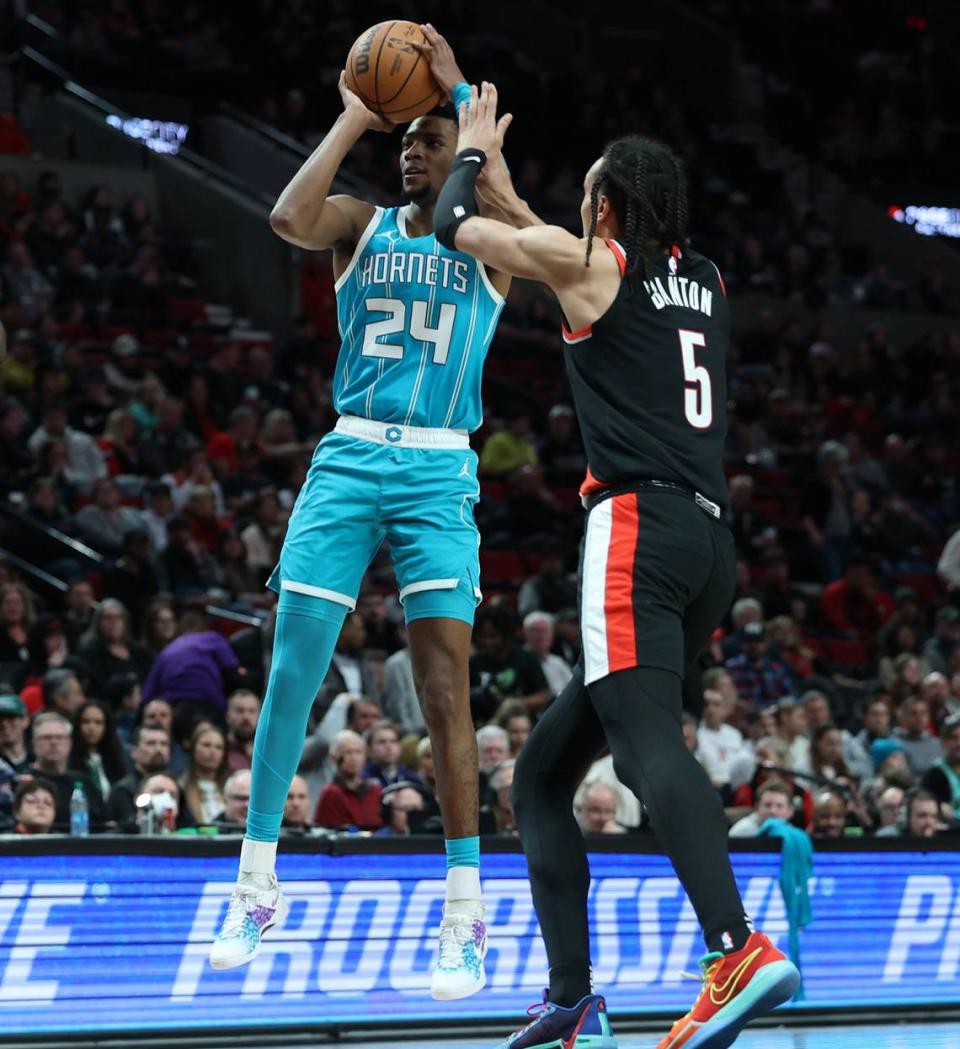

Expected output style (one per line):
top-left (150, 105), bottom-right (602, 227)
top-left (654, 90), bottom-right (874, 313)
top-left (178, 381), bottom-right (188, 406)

top-left (655, 931), bottom-right (800, 1049)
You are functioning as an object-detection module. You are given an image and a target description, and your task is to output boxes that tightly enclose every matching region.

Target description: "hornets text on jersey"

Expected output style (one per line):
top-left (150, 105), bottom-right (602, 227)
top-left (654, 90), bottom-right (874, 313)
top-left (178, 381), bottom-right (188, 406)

top-left (333, 205), bottom-right (504, 432)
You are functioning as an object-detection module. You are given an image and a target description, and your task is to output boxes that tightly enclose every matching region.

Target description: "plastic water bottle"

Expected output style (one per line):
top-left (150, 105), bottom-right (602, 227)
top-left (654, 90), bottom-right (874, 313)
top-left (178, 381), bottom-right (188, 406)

top-left (70, 782), bottom-right (89, 837)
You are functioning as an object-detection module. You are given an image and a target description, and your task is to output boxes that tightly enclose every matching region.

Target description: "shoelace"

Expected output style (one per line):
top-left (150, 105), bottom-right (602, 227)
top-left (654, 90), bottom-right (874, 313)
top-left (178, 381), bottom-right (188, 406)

top-left (219, 889), bottom-right (262, 938)
top-left (678, 956), bottom-right (724, 1012)
top-left (507, 991), bottom-right (554, 1038)
top-left (437, 916), bottom-right (474, 969)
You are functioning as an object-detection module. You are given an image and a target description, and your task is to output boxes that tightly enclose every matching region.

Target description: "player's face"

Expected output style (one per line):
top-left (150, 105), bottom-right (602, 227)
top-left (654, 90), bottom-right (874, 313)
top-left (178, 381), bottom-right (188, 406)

top-left (400, 117), bottom-right (458, 205)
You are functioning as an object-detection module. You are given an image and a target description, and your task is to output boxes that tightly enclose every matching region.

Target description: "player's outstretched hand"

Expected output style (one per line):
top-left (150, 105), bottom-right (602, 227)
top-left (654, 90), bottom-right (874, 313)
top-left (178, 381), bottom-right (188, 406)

top-left (457, 81), bottom-right (513, 157)
top-left (337, 70), bottom-right (395, 133)
top-left (411, 23), bottom-right (465, 98)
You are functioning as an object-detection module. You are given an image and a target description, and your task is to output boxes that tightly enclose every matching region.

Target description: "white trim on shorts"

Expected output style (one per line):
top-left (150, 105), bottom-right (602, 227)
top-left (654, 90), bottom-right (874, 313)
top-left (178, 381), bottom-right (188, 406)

top-left (398, 578), bottom-right (460, 604)
top-left (335, 416), bottom-right (470, 449)
top-left (333, 206), bottom-right (384, 293)
top-left (582, 499), bottom-right (614, 685)
top-left (280, 580), bottom-right (357, 610)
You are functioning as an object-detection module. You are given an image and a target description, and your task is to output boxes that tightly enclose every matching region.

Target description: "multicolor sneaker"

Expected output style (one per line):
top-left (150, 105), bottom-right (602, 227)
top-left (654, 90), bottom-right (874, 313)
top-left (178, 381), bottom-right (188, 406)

top-left (208, 874), bottom-right (290, 971)
top-left (430, 908), bottom-right (488, 1000)
top-left (496, 991), bottom-right (618, 1049)
top-left (655, 932), bottom-right (800, 1048)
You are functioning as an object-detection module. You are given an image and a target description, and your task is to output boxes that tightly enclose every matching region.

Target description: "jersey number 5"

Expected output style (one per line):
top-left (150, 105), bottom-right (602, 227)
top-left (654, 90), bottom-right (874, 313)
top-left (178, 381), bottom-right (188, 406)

top-left (678, 329), bottom-right (712, 429)
top-left (361, 297), bottom-right (456, 365)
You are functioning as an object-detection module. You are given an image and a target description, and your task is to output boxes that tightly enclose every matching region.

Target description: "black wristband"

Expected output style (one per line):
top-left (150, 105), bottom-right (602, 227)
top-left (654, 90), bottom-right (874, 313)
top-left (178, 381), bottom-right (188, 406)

top-left (434, 148), bottom-right (487, 249)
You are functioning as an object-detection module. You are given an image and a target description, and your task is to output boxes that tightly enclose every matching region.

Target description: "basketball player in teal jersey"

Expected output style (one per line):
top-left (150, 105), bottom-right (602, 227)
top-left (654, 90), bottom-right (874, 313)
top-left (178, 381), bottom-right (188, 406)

top-left (209, 30), bottom-right (535, 1000)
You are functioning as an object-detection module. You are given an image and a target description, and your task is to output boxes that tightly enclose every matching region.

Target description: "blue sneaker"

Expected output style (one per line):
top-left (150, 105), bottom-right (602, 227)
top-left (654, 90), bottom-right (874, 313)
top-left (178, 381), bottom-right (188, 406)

top-left (496, 991), bottom-right (618, 1049)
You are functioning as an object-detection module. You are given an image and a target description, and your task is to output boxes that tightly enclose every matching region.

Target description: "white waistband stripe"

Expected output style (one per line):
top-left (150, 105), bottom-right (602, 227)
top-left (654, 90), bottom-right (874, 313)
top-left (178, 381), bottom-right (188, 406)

top-left (335, 416), bottom-right (470, 449)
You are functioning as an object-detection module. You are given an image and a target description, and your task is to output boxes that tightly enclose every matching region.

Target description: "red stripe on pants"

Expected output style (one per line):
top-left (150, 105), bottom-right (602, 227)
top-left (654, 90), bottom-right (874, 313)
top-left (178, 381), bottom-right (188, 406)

top-left (604, 495), bottom-right (639, 673)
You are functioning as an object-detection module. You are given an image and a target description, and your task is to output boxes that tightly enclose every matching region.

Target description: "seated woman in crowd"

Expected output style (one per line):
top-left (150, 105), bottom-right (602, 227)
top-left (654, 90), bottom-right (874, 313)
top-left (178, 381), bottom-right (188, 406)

top-left (77, 598), bottom-right (153, 697)
top-left (179, 722), bottom-right (228, 825)
top-left (68, 699), bottom-right (128, 803)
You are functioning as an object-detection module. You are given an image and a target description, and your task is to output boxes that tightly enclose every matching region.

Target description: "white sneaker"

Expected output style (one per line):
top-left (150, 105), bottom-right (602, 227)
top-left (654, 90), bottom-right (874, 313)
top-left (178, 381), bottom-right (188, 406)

top-left (431, 907), bottom-right (487, 1000)
top-left (209, 875), bottom-right (289, 971)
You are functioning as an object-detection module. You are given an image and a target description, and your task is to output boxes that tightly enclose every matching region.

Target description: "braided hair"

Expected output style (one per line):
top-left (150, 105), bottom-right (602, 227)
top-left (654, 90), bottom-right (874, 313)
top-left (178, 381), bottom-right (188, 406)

top-left (584, 136), bottom-right (689, 279)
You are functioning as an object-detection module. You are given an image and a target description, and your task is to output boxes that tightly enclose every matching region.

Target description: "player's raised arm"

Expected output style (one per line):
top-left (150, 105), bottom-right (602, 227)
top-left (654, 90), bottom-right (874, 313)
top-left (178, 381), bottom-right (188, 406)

top-left (434, 83), bottom-right (582, 285)
top-left (268, 72), bottom-right (390, 252)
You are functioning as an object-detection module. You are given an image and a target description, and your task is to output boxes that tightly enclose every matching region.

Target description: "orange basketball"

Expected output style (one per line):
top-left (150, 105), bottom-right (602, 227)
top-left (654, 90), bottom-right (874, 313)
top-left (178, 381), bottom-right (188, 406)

top-left (345, 20), bottom-right (443, 124)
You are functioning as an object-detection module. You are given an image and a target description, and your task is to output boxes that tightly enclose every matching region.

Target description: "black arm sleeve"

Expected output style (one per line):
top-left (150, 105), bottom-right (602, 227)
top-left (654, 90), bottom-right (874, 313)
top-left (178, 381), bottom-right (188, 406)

top-left (433, 148), bottom-right (486, 249)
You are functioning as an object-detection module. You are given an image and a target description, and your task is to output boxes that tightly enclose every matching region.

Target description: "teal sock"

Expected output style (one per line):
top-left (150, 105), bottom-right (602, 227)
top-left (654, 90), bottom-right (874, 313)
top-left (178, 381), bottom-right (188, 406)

top-left (445, 835), bottom-right (480, 869)
top-left (246, 603), bottom-right (346, 842)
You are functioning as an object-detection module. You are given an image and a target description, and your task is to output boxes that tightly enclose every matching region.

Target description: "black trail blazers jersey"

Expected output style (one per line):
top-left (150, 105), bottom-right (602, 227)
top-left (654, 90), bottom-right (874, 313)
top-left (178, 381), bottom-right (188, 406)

top-left (563, 239), bottom-right (729, 509)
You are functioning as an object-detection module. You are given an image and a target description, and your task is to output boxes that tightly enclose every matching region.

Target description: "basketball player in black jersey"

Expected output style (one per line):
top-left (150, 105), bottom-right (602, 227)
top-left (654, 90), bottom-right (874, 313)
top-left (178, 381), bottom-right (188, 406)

top-left (434, 84), bottom-right (801, 1049)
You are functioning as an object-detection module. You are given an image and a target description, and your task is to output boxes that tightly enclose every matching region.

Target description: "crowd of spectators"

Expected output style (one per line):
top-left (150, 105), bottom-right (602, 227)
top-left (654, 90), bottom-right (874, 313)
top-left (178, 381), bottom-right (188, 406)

top-left (0, 5), bottom-right (957, 845)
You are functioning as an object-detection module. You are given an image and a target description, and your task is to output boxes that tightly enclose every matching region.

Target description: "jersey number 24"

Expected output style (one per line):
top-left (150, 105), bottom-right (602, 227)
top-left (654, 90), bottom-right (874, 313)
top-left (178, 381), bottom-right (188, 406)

top-left (361, 297), bottom-right (456, 365)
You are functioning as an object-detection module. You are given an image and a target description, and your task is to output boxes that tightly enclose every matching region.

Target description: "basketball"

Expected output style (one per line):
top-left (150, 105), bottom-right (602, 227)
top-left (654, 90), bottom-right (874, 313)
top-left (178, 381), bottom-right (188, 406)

top-left (345, 20), bottom-right (443, 124)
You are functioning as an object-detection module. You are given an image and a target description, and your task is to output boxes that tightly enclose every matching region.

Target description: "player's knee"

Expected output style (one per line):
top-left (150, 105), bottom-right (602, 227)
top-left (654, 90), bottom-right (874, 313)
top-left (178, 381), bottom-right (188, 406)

top-left (416, 668), bottom-right (458, 727)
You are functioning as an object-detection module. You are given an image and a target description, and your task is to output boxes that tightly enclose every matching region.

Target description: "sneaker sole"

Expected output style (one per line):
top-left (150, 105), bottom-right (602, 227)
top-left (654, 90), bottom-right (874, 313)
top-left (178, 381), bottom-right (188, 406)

top-left (209, 892), bottom-right (290, 972)
top-left (497, 1037), bottom-right (619, 1049)
top-left (682, 959), bottom-right (801, 1049)
top-left (431, 966), bottom-right (487, 1001)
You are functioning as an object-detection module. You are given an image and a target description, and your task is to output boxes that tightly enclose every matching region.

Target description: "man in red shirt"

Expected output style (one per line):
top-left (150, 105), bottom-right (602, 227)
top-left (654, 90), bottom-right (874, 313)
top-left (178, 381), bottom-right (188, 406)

top-left (314, 730), bottom-right (382, 831)
top-left (820, 554), bottom-right (894, 640)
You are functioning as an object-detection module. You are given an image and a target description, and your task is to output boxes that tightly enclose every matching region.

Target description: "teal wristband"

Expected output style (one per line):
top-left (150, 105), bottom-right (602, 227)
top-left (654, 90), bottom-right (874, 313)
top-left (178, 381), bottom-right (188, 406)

top-left (451, 81), bottom-right (472, 112)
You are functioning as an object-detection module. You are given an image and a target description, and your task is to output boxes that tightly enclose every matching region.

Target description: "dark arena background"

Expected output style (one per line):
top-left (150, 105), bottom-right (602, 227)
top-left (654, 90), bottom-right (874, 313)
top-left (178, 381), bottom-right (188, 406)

top-left (1, 2), bottom-right (960, 1047)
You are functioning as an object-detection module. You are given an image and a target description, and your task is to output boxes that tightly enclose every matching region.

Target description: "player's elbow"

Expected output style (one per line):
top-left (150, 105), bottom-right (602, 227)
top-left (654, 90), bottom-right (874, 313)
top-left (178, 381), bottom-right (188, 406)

top-left (269, 206), bottom-right (298, 239)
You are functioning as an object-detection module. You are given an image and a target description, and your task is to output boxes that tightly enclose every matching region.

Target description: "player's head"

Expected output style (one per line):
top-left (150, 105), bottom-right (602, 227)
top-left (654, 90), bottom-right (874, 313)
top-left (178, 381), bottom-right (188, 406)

top-left (400, 104), bottom-right (458, 206)
top-left (580, 135), bottom-right (688, 277)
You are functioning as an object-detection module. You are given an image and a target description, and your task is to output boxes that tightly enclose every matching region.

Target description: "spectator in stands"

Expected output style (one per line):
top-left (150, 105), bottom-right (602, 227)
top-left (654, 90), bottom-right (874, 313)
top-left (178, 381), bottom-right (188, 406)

top-left (724, 622), bottom-right (794, 710)
top-left (215, 768), bottom-right (251, 828)
top-left (355, 590), bottom-right (401, 655)
top-left (141, 610), bottom-right (243, 732)
top-left (98, 407), bottom-right (143, 478)
top-left (381, 625), bottom-right (422, 736)
top-left (877, 788), bottom-right (941, 839)
top-left (77, 598), bottom-right (153, 696)
top-left (802, 440), bottom-right (854, 582)
top-left (697, 688), bottom-right (751, 796)
top-left (104, 671), bottom-right (141, 749)
top-left (517, 540), bottom-right (577, 619)
top-left (726, 475), bottom-right (778, 556)
top-left (0, 693), bottom-right (30, 775)
top-left (576, 783), bottom-right (626, 835)
top-left (363, 720), bottom-right (418, 789)
top-left (877, 622), bottom-right (926, 684)
top-left (922, 672), bottom-right (951, 725)
top-left (72, 478), bottom-right (144, 556)
top-left (819, 553), bottom-right (894, 642)
top-left (772, 698), bottom-right (813, 776)
top-left (282, 774), bottom-right (313, 833)
top-left (810, 724), bottom-right (854, 785)
top-left (141, 482), bottom-right (173, 552)
top-left (759, 550), bottom-right (805, 622)
top-left (0, 581), bottom-right (34, 675)
top-left (141, 596), bottom-right (177, 659)
top-left (873, 785), bottom-right (905, 836)
top-left (729, 780), bottom-right (795, 837)
top-left (140, 398), bottom-right (198, 478)
top-left (4, 240), bottom-right (54, 320)
top-left (29, 711), bottom-right (105, 828)
top-left (415, 735), bottom-right (438, 799)
top-left (938, 527), bottom-right (960, 595)
top-left (28, 401), bottom-right (107, 494)
top-left (224, 688), bottom-right (260, 772)
top-left (854, 694), bottom-right (893, 755)
top-left (68, 699), bottom-right (127, 803)
top-left (135, 773), bottom-right (190, 833)
top-left (239, 488), bottom-right (284, 579)
top-left (312, 613), bottom-right (380, 726)
top-left (894, 696), bottom-right (943, 777)
top-left (179, 722), bottom-right (228, 825)
top-left (722, 598), bottom-right (764, 660)
top-left (0, 395), bottom-right (33, 490)
top-left (470, 605), bottom-right (550, 720)
top-left (108, 724), bottom-right (172, 830)
top-left (522, 611), bottom-right (573, 697)
top-left (923, 606), bottom-right (960, 677)
top-left (43, 668), bottom-right (85, 720)
top-left (886, 652), bottom-right (928, 705)
top-left (809, 789), bottom-right (848, 839)
top-left (767, 615), bottom-right (818, 681)
top-left (160, 515), bottom-right (220, 595)
top-left (505, 464), bottom-right (561, 545)
top-left (921, 715), bottom-right (960, 823)
top-left (488, 759), bottom-right (517, 835)
top-left (479, 405), bottom-right (538, 476)
top-left (62, 579), bottom-right (95, 649)
top-left (493, 700), bottom-right (532, 757)
top-left (11, 778), bottom-right (58, 835)
top-left (314, 729), bottom-right (382, 831)
top-left (376, 781), bottom-right (427, 837)
top-left (553, 607), bottom-right (580, 667)
top-left (101, 528), bottom-right (161, 634)
top-left (476, 724), bottom-right (510, 779)
top-left (537, 404), bottom-right (585, 484)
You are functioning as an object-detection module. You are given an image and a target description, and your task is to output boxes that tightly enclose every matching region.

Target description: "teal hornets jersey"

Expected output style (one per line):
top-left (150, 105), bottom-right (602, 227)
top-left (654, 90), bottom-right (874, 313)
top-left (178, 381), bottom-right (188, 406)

top-left (332, 205), bottom-right (504, 432)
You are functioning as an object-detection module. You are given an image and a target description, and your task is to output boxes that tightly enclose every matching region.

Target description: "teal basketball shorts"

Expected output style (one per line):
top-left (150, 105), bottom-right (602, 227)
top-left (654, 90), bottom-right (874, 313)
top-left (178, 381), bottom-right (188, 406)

top-left (268, 416), bottom-right (483, 624)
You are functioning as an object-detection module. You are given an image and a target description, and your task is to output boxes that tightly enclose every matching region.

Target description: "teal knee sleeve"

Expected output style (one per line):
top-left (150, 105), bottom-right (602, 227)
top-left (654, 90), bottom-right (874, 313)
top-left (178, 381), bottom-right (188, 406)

top-left (246, 605), bottom-right (346, 841)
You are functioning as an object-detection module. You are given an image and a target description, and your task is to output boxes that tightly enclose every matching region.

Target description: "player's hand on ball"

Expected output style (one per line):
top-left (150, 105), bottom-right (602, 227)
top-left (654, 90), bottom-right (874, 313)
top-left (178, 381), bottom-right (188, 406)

top-left (337, 70), bottom-right (396, 133)
top-left (410, 23), bottom-right (465, 98)
top-left (457, 81), bottom-right (513, 156)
